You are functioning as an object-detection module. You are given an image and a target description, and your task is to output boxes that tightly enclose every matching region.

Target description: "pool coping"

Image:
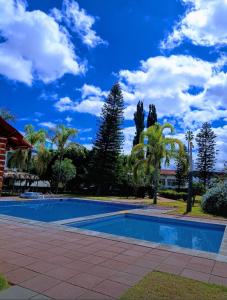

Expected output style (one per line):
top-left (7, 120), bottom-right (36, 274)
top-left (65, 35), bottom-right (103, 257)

top-left (0, 199), bottom-right (227, 263)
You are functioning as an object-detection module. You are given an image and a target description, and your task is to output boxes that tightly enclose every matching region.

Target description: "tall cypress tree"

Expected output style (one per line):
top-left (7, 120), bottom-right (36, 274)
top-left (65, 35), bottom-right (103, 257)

top-left (90, 83), bottom-right (124, 194)
top-left (195, 122), bottom-right (217, 188)
top-left (147, 104), bottom-right (157, 128)
top-left (133, 101), bottom-right (145, 146)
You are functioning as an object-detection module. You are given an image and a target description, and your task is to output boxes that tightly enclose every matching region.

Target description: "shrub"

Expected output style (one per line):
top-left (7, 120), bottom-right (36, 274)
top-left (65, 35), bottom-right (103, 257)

top-left (201, 181), bottom-right (227, 217)
top-left (0, 275), bottom-right (8, 291)
top-left (159, 189), bottom-right (187, 201)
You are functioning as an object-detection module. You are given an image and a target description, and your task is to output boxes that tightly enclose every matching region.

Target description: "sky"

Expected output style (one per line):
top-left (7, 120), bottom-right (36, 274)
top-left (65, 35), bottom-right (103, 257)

top-left (0, 0), bottom-right (227, 169)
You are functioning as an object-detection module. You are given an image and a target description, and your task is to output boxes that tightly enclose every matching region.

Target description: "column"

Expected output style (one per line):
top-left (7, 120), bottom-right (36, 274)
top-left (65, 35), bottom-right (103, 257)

top-left (0, 137), bottom-right (7, 194)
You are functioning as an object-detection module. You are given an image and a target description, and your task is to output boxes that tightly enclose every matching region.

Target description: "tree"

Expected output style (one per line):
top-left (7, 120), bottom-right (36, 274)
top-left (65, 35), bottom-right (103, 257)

top-left (133, 101), bottom-right (145, 146)
top-left (131, 123), bottom-right (183, 204)
top-left (196, 122), bottom-right (217, 188)
top-left (52, 158), bottom-right (76, 190)
top-left (90, 82), bottom-right (124, 194)
top-left (0, 108), bottom-right (15, 122)
top-left (175, 146), bottom-right (188, 190)
top-left (24, 125), bottom-right (46, 172)
top-left (52, 125), bottom-right (78, 192)
top-left (33, 145), bottom-right (53, 179)
top-left (147, 104), bottom-right (157, 128)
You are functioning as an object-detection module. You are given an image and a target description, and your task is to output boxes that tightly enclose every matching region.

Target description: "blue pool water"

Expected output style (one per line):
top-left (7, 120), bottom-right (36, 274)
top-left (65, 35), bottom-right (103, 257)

top-left (69, 214), bottom-right (225, 253)
top-left (0, 199), bottom-right (142, 222)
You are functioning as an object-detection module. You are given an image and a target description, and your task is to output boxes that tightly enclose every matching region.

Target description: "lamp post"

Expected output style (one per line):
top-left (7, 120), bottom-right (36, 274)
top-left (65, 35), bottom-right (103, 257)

top-left (186, 131), bottom-right (194, 213)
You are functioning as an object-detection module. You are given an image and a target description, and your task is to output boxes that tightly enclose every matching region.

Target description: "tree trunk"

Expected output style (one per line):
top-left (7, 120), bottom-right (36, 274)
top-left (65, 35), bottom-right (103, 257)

top-left (153, 167), bottom-right (159, 205)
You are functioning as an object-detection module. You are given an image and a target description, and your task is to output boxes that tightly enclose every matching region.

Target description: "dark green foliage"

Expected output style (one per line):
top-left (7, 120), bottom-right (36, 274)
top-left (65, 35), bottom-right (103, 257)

top-left (175, 145), bottom-right (188, 190)
top-left (201, 181), bottom-right (227, 216)
top-left (52, 158), bottom-right (76, 189)
top-left (159, 189), bottom-right (187, 201)
top-left (133, 101), bottom-right (145, 146)
top-left (147, 104), bottom-right (157, 128)
top-left (196, 123), bottom-right (217, 187)
top-left (90, 83), bottom-right (124, 194)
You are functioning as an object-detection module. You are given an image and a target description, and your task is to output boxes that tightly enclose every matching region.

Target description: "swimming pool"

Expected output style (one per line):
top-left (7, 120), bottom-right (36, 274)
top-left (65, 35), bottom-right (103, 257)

top-left (0, 199), bottom-right (142, 222)
top-left (68, 213), bottom-right (225, 253)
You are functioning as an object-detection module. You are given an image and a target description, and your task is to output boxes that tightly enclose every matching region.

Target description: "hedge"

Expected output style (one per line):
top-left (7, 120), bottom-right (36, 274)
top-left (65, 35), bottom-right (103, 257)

top-left (159, 189), bottom-right (187, 201)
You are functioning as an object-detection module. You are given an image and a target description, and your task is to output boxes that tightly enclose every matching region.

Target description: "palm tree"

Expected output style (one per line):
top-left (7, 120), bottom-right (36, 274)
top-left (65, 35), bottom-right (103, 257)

top-left (131, 123), bottom-right (184, 204)
top-left (52, 125), bottom-right (78, 192)
top-left (0, 108), bottom-right (16, 122)
top-left (33, 145), bottom-right (52, 178)
top-left (24, 125), bottom-right (46, 172)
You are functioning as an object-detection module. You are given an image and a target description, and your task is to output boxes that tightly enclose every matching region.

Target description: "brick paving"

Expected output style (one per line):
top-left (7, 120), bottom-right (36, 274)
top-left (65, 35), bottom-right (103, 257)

top-left (0, 217), bottom-right (227, 299)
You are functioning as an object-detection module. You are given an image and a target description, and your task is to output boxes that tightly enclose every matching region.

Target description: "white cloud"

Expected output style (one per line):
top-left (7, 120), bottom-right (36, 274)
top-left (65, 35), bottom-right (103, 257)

top-left (56, 0), bottom-right (106, 48)
top-left (55, 84), bottom-right (107, 116)
top-left (65, 116), bottom-right (72, 123)
top-left (0, 0), bottom-right (83, 85)
top-left (39, 121), bottom-right (56, 129)
top-left (162, 0), bottom-right (227, 48)
top-left (119, 54), bottom-right (227, 125)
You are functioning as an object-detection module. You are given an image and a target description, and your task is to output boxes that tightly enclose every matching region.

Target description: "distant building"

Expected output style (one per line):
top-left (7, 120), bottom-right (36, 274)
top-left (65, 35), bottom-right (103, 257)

top-left (159, 169), bottom-right (187, 189)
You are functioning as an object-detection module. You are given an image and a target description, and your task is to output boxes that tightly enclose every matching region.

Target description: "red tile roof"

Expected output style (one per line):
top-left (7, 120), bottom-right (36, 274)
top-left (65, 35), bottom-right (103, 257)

top-left (160, 169), bottom-right (176, 176)
top-left (0, 116), bottom-right (31, 149)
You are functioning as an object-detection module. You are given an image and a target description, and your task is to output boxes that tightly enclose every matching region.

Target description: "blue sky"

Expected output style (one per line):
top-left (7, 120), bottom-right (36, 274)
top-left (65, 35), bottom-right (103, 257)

top-left (0, 0), bottom-right (227, 168)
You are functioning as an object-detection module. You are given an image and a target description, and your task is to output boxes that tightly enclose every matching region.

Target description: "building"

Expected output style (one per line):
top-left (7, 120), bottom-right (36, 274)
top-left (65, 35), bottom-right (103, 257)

top-left (0, 116), bottom-right (31, 194)
top-left (159, 169), bottom-right (188, 189)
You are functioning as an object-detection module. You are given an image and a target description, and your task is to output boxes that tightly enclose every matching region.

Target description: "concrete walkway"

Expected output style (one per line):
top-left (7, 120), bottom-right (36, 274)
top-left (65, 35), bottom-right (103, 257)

top-left (0, 217), bottom-right (227, 299)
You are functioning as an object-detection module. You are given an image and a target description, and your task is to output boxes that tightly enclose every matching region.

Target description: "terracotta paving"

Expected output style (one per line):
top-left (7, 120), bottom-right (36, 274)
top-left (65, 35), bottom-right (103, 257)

top-left (0, 217), bottom-right (227, 299)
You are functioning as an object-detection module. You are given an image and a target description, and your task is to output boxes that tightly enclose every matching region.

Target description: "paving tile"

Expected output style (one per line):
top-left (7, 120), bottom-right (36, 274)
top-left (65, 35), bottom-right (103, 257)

top-left (26, 261), bottom-right (57, 274)
top-left (46, 266), bottom-right (80, 281)
top-left (31, 294), bottom-right (52, 300)
top-left (9, 256), bottom-right (38, 267)
top-left (189, 257), bottom-right (215, 267)
top-left (109, 271), bottom-right (141, 286)
top-left (212, 262), bottom-right (227, 278)
top-left (92, 279), bottom-right (130, 298)
top-left (124, 264), bottom-right (151, 276)
top-left (122, 250), bottom-right (144, 257)
top-left (68, 272), bottom-right (104, 289)
top-left (113, 254), bottom-right (137, 264)
top-left (80, 254), bottom-right (107, 265)
top-left (20, 274), bottom-right (60, 293)
top-left (86, 265), bottom-right (117, 279)
top-left (43, 282), bottom-right (86, 300)
top-left (101, 260), bottom-right (129, 272)
top-left (65, 260), bottom-right (94, 272)
top-left (78, 290), bottom-right (113, 300)
top-left (95, 250), bottom-right (118, 259)
top-left (185, 262), bottom-right (213, 273)
top-left (155, 263), bottom-right (184, 275)
top-left (5, 267), bottom-right (39, 284)
top-left (209, 275), bottom-right (227, 286)
top-left (0, 286), bottom-right (37, 300)
top-left (181, 268), bottom-right (210, 282)
top-left (0, 262), bottom-right (18, 273)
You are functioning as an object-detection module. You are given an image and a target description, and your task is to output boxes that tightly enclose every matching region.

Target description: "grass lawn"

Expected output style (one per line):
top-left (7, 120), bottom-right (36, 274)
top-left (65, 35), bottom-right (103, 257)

top-left (0, 275), bottom-right (9, 291)
top-left (157, 196), bottom-right (227, 220)
top-left (120, 271), bottom-right (227, 300)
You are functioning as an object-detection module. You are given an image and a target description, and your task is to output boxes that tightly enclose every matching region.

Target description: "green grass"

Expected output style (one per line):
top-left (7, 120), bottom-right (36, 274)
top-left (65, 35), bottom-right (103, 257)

top-left (120, 271), bottom-right (227, 300)
top-left (158, 196), bottom-right (227, 220)
top-left (0, 275), bottom-right (9, 291)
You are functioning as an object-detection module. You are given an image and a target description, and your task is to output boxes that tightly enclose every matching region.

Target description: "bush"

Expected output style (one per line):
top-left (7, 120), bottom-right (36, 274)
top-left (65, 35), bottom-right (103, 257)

top-left (201, 181), bottom-right (227, 217)
top-left (159, 189), bottom-right (187, 201)
top-left (0, 275), bottom-right (8, 291)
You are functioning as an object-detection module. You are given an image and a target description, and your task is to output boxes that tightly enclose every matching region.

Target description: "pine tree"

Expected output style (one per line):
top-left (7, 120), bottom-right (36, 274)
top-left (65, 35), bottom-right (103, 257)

top-left (133, 101), bottom-right (145, 146)
top-left (90, 83), bottom-right (124, 194)
top-left (147, 104), bottom-right (157, 128)
top-left (195, 122), bottom-right (217, 188)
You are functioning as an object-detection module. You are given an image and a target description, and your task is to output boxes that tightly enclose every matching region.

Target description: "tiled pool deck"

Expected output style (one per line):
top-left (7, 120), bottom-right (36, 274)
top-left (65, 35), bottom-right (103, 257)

top-left (0, 202), bottom-right (227, 299)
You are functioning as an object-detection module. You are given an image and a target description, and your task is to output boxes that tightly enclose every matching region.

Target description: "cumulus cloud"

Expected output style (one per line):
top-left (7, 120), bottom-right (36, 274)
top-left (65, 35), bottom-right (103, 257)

top-left (53, 0), bottom-right (106, 48)
top-left (54, 84), bottom-right (107, 116)
top-left (119, 54), bottom-right (227, 126)
top-left (0, 0), bottom-right (84, 85)
top-left (39, 121), bottom-right (56, 129)
top-left (162, 0), bottom-right (227, 48)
